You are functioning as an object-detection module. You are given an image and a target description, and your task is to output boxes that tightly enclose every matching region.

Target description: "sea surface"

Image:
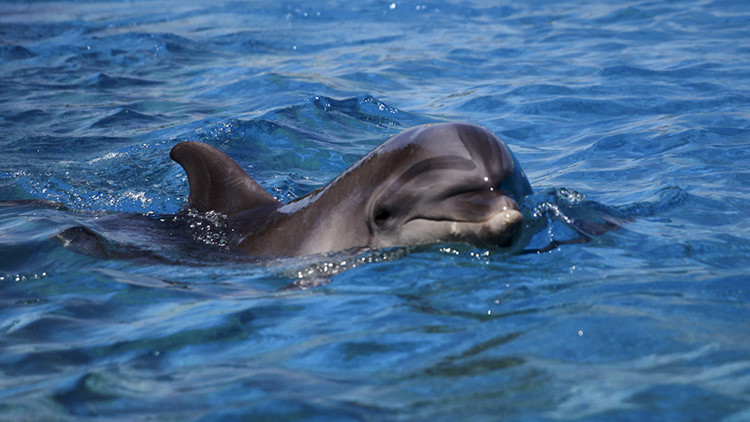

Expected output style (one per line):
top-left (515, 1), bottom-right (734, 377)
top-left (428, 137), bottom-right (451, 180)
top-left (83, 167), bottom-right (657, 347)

top-left (1, 0), bottom-right (749, 420)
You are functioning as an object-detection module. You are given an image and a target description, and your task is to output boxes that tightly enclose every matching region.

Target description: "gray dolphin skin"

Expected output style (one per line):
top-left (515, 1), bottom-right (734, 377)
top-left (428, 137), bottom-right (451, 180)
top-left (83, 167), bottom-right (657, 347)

top-left (171, 122), bottom-right (533, 257)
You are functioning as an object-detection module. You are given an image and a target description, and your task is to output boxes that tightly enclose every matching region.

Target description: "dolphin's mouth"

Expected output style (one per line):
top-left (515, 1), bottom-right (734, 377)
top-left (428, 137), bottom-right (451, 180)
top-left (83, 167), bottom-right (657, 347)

top-left (397, 194), bottom-right (524, 248)
top-left (406, 193), bottom-right (522, 224)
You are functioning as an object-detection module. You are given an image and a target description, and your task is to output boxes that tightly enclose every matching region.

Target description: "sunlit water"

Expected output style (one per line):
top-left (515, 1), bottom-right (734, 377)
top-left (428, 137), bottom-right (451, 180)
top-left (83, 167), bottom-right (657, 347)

top-left (1, 1), bottom-right (749, 420)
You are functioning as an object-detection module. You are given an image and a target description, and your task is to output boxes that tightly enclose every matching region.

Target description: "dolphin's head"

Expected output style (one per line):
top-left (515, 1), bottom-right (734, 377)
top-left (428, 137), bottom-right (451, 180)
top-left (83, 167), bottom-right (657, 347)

top-left (365, 122), bottom-right (532, 250)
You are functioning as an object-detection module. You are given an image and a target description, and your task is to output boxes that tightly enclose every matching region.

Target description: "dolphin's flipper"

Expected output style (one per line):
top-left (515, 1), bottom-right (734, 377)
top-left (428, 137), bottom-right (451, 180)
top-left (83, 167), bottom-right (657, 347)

top-left (170, 141), bottom-right (280, 215)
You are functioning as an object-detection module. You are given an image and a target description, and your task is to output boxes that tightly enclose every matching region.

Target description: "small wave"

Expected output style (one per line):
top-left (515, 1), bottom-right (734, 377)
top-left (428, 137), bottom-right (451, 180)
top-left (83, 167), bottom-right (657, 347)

top-left (98, 31), bottom-right (207, 60)
top-left (520, 97), bottom-right (640, 117)
top-left (599, 63), bottom-right (727, 80)
top-left (615, 186), bottom-right (689, 217)
top-left (459, 84), bottom-right (578, 113)
top-left (307, 95), bottom-right (416, 127)
top-left (183, 94), bottom-right (429, 155)
top-left (0, 109), bottom-right (50, 125)
top-left (0, 44), bottom-right (35, 60)
top-left (91, 108), bottom-right (164, 128)
top-left (83, 73), bottom-right (163, 89)
top-left (207, 31), bottom-right (282, 54)
top-left (520, 186), bottom-right (687, 253)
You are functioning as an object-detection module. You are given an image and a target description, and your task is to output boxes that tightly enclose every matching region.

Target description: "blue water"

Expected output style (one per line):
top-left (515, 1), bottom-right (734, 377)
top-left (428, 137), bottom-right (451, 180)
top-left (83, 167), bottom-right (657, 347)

top-left (1, 0), bottom-right (749, 419)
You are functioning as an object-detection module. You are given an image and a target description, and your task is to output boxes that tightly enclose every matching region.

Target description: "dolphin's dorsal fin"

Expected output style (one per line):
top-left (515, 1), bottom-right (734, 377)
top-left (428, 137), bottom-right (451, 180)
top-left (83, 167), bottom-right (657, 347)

top-left (170, 141), bottom-right (280, 215)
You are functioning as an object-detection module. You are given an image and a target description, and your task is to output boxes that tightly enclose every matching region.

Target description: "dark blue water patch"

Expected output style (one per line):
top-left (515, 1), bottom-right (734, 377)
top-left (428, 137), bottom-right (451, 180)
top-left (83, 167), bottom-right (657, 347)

top-left (457, 81), bottom-right (743, 122)
top-left (6, 347), bottom-right (93, 379)
top-left (19, 29), bottom-right (213, 75)
top-left (90, 108), bottom-right (165, 129)
top-left (385, 58), bottom-right (510, 87)
top-left (626, 384), bottom-right (748, 421)
top-left (0, 20), bottom-right (94, 44)
top-left (195, 72), bottom-right (331, 106)
top-left (206, 31), bottom-right (284, 54)
top-left (336, 70), bottom-right (411, 95)
top-left (614, 186), bottom-right (688, 217)
top-left (0, 44), bottom-right (36, 60)
top-left (589, 41), bottom-right (629, 53)
top-left (587, 131), bottom-right (689, 158)
top-left (294, 33), bottom-right (407, 55)
top-left (458, 84), bottom-right (578, 114)
top-left (591, 4), bottom-right (680, 24)
top-left (0, 109), bottom-right (51, 127)
top-left (457, 95), bottom-right (509, 115)
top-left (674, 3), bottom-right (750, 31)
top-left (81, 73), bottom-right (163, 89)
top-left (487, 46), bottom-right (525, 58)
top-left (600, 63), bottom-right (750, 84)
top-left (508, 84), bottom-right (579, 98)
top-left (0, 243), bottom-right (43, 274)
top-left (539, 27), bottom-right (676, 45)
top-left (520, 97), bottom-right (641, 118)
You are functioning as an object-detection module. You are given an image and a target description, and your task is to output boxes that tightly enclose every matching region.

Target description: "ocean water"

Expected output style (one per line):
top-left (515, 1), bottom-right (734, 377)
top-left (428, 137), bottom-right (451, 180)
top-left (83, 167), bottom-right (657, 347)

top-left (1, 0), bottom-right (749, 420)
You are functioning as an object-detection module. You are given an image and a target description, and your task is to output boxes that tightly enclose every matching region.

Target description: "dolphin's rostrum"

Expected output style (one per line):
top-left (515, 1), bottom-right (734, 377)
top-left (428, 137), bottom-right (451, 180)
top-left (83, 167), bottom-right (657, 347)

top-left (171, 122), bottom-right (532, 257)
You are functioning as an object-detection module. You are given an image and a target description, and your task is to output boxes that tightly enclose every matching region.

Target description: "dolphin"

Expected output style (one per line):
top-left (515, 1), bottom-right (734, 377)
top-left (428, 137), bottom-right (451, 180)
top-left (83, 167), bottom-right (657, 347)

top-left (170, 122), bottom-right (533, 257)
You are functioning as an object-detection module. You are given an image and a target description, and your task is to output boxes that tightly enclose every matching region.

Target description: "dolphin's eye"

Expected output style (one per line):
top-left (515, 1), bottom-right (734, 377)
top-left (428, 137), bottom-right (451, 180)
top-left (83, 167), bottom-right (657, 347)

top-left (373, 208), bottom-right (392, 227)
